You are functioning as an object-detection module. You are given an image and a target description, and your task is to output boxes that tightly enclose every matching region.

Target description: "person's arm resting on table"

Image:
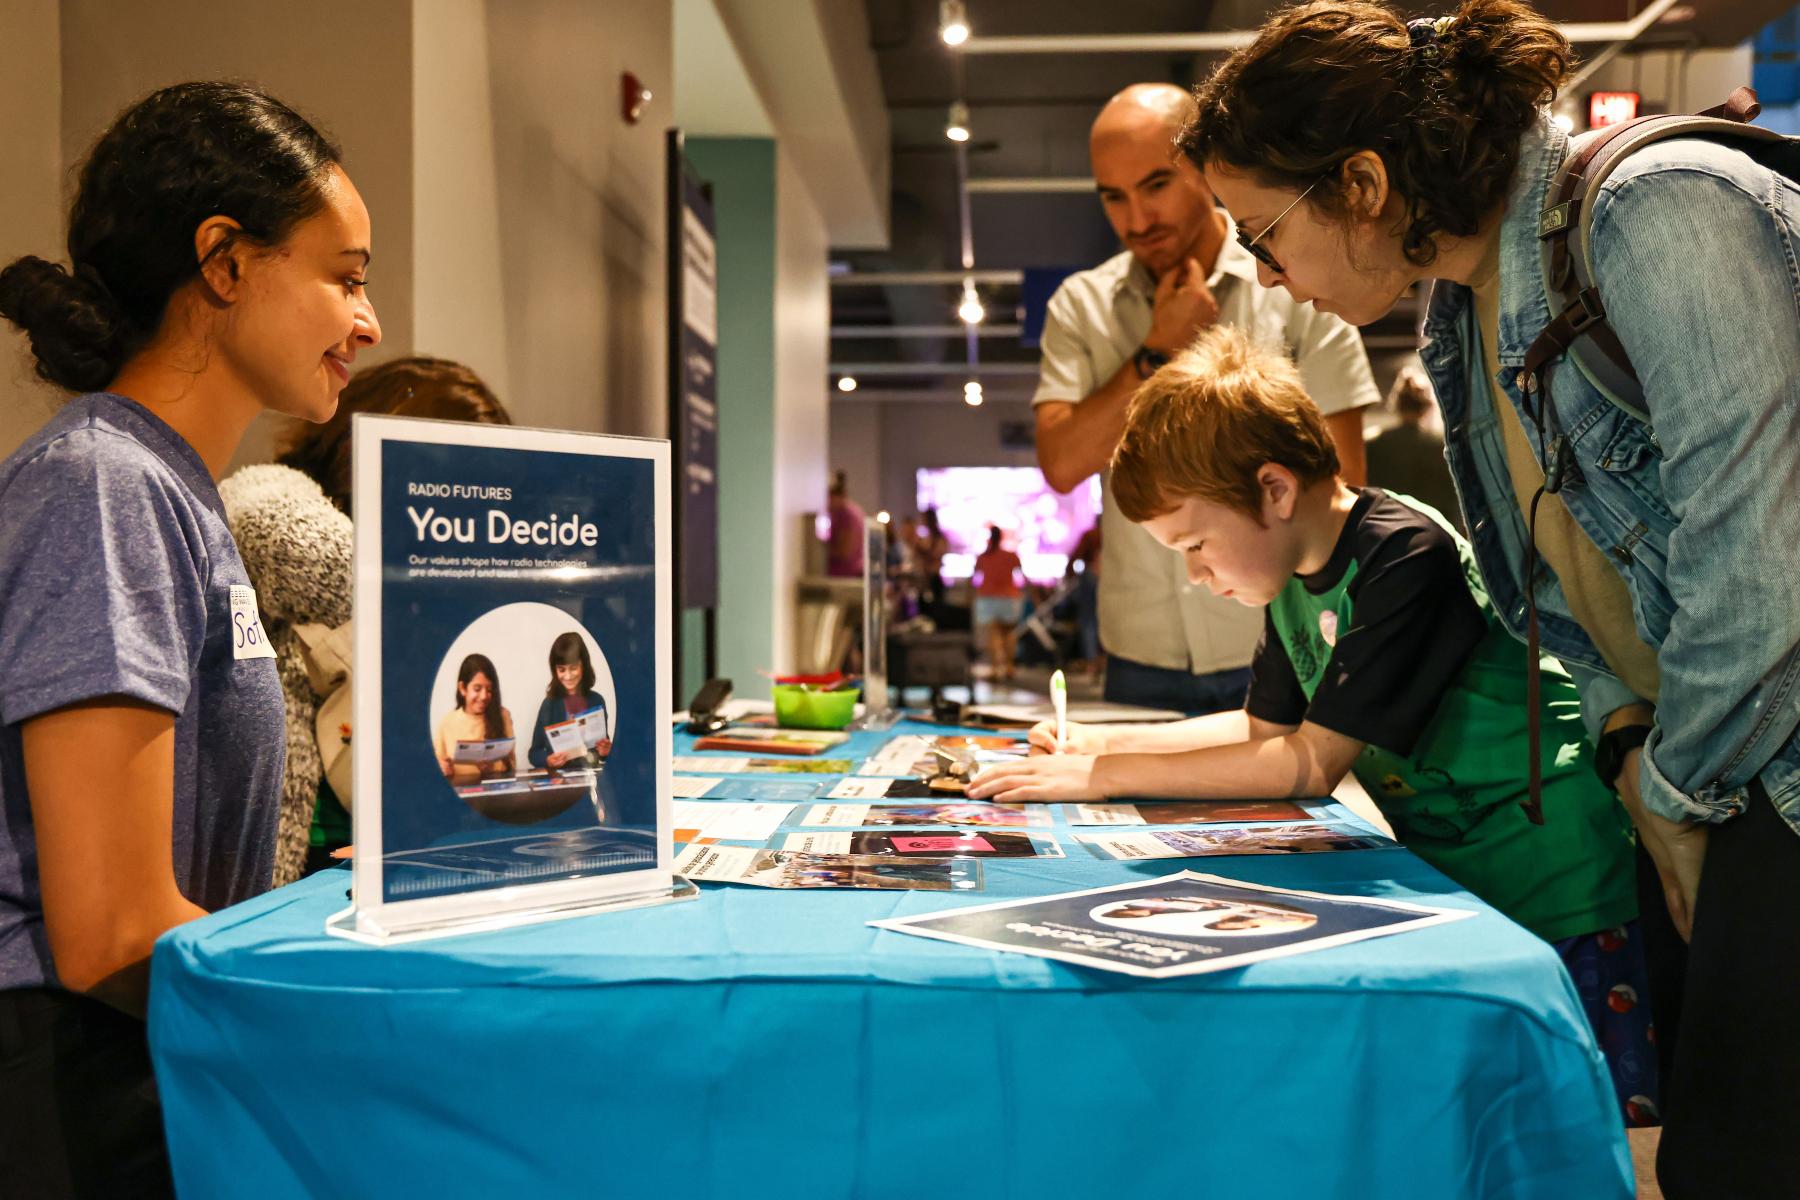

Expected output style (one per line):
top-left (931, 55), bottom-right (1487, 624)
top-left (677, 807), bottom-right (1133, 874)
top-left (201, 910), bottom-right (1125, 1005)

top-left (24, 700), bottom-right (206, 1017)
top-left (973, 520), bottom-right (1486, 804)
top-left (971, 712), bottom-right (1363, 803)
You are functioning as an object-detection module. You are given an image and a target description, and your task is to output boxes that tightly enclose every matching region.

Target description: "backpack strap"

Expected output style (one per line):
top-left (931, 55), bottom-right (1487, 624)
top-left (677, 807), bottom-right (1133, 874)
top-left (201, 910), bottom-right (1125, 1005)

top-left (1533, 90), bottom-right (1792, 428)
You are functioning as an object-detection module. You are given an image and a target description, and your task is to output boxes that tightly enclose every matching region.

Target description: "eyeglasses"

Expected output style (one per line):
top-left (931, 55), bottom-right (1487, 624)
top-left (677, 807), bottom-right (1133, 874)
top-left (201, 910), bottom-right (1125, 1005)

top-left (1236, 177), bottom-right (1322, 276)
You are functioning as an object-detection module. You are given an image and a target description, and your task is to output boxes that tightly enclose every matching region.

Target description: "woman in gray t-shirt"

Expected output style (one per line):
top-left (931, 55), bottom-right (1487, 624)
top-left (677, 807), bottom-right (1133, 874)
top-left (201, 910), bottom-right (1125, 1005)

top-left (0, 82), bottom-right (381, 1196)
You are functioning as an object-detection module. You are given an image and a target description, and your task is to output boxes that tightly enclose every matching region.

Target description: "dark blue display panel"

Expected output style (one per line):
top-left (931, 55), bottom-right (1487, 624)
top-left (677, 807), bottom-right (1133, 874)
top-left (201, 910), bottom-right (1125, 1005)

top-left (377, 437), bottom-right (660, 903)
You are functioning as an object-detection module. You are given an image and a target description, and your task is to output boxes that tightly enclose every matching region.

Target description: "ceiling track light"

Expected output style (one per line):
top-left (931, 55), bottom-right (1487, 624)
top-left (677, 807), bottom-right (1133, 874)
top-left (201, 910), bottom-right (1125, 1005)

top-left (945, 99), bottom-right (971, 143)
top-left (939, 0), bottom-right (971, 47)
top-left (963, 380), bottom-right (984, 407)
top-left (836, 375), bottom-right (858, 393)
top-left (957, 277), bottom-right (985, 324)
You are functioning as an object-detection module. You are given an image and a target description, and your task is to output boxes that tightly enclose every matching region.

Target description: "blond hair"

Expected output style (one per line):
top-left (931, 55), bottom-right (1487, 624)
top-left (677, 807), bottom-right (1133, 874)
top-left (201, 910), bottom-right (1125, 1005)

top-left (1111, 326), bottom-right (1339, 523)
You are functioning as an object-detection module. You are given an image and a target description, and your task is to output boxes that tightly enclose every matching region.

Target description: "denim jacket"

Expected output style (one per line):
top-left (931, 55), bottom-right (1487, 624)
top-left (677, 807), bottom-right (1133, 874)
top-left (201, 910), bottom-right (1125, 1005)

top-left (1420, 110), bottom-right (1800, 837)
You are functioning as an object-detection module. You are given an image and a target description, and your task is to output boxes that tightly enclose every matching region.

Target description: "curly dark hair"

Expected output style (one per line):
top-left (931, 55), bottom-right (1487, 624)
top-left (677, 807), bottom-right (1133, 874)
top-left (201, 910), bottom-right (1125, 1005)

top-left (0, 81), bottom-right (341, 393)
top-left (1184, 0), bottom-right (1571, 267)
top-left (278, 356), bottom-right (514, 512)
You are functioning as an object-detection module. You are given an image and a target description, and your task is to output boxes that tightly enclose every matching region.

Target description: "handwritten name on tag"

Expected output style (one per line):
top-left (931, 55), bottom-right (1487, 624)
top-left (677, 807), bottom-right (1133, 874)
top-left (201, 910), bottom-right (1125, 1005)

top-left (230, 585), bottom-right (277, 660)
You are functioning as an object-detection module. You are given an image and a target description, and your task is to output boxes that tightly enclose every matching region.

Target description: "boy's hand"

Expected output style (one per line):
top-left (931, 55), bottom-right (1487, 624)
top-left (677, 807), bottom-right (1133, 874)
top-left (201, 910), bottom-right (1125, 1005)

top-left (1027, 720), bottom-right (1107, 756)
top-left (966, 754), bottom-right (1100, 802)
top-left (1145, 257), bottom-right (1218, 354)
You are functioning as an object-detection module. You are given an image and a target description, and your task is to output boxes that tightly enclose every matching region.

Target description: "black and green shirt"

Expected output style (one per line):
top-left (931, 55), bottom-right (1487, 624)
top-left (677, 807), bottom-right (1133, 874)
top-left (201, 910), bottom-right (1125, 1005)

top-left (1246, 489), bottom-right (1635, 942)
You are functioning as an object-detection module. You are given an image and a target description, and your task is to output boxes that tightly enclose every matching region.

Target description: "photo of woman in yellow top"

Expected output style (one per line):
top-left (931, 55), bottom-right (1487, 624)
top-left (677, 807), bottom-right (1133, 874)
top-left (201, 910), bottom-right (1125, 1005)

top-left (434, 653), bottom-right (515, 782)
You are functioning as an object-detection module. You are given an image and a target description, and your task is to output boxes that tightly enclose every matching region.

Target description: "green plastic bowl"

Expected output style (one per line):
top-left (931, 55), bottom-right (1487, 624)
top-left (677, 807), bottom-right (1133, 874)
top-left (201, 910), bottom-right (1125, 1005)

top-left (772, 684), bottom-right (861, 730)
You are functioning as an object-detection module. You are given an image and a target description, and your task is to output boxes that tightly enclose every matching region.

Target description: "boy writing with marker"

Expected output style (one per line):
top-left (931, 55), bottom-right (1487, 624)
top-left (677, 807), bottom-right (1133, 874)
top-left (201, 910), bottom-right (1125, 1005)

top-left (969, 327), bottom-right (1655, 1122)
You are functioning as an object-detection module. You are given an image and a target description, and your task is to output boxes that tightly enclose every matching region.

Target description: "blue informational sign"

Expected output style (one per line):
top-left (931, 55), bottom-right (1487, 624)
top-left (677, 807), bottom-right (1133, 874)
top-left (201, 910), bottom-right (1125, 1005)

top-left (331, 416), bottom-right (687, 942)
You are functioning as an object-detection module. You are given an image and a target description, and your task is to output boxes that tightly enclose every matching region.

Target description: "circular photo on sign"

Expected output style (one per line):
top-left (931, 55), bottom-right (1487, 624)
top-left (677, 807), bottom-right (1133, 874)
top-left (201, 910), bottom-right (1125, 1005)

top-left (1089, 896), bottom-right (1318, 938)
top-left (427, 602), bottom-right (619, 824)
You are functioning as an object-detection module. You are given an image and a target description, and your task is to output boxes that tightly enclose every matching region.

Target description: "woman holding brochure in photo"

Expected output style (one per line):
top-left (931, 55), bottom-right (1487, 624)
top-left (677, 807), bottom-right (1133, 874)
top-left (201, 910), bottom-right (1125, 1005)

top-left (0, 82), bottom-right (380, 1195)
top-left (528, 632), bottom-right (612, 769)
top-left (435, 654), bottom-right (516, 781)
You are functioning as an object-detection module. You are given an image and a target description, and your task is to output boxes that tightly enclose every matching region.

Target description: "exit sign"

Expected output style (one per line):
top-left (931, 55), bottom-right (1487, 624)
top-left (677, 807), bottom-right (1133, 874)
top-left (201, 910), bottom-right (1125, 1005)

top-left (1589, 91), bottom-right (1641, 129)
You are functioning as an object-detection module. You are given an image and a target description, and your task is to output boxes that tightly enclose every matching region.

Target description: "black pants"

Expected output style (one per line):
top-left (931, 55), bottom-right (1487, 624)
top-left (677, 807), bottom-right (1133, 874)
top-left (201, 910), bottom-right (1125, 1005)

top-left (1103, 653), bottom-right (1252, 717)
top-left (0, 987), bottom-right (175, 1198)
top-left (1635, 839), bottom-right (1687, 1104)
top-left (1657, 783), bottom-right (1800, 1198)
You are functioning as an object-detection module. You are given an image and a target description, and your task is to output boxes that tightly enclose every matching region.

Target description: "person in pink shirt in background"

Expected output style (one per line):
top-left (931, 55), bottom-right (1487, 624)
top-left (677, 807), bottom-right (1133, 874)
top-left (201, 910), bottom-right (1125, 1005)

top-left (972, 526), bottom-right (1026, 683)
top-left (825, 470), bottom-right (866, 578)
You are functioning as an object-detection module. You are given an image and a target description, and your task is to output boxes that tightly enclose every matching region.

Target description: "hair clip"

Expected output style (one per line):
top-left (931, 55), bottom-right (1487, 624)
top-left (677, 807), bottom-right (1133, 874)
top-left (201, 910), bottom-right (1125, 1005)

top-left (1407, 16), bottom-right (1452, 63)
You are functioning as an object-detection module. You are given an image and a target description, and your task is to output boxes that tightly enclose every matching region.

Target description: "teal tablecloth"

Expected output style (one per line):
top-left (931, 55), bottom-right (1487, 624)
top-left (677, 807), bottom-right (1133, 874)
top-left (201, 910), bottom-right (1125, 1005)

top-left (149, 722), bottom-right (1631, 1199)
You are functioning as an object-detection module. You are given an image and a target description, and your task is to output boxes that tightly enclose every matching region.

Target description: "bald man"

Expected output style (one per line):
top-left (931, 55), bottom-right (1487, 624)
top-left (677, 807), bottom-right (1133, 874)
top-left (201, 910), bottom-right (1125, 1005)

top-left (1034, 84), bottom-right (1379, 715)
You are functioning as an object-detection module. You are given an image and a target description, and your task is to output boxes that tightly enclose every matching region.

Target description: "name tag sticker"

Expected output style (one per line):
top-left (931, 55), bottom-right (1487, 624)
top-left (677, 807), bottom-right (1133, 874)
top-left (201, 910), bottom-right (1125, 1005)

top-left (230, 585), bottom-right (277, 661)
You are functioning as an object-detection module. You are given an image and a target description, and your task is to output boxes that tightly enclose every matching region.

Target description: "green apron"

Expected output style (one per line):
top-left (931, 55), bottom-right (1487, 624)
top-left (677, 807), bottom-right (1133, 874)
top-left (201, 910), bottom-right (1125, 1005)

top-left (1268, 497), bottom-right (1635, 941)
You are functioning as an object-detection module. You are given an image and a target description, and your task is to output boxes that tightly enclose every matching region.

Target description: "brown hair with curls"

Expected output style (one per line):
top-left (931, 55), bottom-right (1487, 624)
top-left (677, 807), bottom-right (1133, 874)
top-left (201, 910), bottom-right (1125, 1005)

top-left (278, 355), bottom-right (514, 512)
top-left (1183, 0), bottom-right (1572, 267)
top-left (1112, 326), bottom-right (1340, 524)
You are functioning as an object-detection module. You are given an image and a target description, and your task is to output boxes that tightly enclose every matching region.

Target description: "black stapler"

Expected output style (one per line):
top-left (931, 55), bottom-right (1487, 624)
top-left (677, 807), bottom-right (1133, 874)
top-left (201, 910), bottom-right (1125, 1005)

top-left (684, 677), bottom-right (734, 735)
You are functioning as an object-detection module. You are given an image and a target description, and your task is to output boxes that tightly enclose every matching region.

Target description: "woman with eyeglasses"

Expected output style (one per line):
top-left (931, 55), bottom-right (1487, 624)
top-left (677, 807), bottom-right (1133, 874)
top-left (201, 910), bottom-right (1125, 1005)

top-left (1185, 2), bottom-right (1799, 1193)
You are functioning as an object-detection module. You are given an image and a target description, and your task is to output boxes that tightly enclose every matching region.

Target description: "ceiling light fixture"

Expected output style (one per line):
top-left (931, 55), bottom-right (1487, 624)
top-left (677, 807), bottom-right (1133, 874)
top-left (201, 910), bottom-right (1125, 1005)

top-left (836, 375), bottom-right (858, 393)
top-left (939, 0), bottom-right (971, 47)
top-left (945, 100), bottom-right (971, 143)
top-left (957, 278), bottom-right (985, 324)
top-left (877, 510), bottom-right (892, 525)
top-left (964, 380), bottom-right (984, 406)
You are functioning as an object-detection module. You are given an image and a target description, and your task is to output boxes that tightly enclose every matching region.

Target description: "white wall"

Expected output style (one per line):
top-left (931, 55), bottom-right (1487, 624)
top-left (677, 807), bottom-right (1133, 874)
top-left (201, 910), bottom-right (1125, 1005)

top-left (0, 0), bottom-right (67, 459)
top-left (1563, 44), bottom-right (1756, 121)
top-left (827, 398), bottom-right (882, 514)
top-left (450, 0), bottom-right (672, 437)
top-left (855, 397), bottom-right (1041, 528)
top-left (21, 0), bottom-right (673, 466)
top-left (411, 0), bottom-right (512, 401)
top-left (56, 0), bottom-right (417, 472)
top-left (771, 151), bottom-right (831, 671)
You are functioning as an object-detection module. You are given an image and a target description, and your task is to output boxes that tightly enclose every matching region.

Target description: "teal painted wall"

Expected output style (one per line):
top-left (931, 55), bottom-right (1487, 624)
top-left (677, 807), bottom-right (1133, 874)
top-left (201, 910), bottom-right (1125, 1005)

top-left (686, 137), bottom-right (778, 699)
top-left (679, 608), bottom-right (708, 706)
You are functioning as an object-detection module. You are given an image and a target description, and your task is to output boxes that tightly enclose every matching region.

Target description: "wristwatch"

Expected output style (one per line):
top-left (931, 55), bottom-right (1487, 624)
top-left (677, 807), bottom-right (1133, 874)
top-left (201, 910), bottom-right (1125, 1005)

top-left (1593, 724), bottom-right (1652, 790)
top-left (1132, 345), bottom-right (1170, 380)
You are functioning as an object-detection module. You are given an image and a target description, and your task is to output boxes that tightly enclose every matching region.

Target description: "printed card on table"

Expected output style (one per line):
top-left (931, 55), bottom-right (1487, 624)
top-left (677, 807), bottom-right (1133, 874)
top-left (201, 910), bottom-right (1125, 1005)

top-left (670, 801), bottom-right (795, 844)
top-left (827, 776), bottom-right (985, 801)
top-left (675, 755), bottom-right (855, 776)
top-left (870, 872), bottom-right (1473, 979)
top-left (1067, 800), bottom-right (1314, 826)
top-left (674, 843), bottom-right (981, 891)
top-left (1075, 824), bottom-right (1395, 861)
top-left (797, 802), bottom-right (1052, 829)
top-left (780, 829), bottom-right (1063, 859)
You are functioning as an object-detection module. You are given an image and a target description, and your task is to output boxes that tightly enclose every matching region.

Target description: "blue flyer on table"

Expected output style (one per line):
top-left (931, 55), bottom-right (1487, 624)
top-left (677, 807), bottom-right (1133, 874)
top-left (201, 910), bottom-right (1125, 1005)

top-left (870, 871), bottom-right (1472, 978)
top-left (332, 415), bottom-right (680, 942)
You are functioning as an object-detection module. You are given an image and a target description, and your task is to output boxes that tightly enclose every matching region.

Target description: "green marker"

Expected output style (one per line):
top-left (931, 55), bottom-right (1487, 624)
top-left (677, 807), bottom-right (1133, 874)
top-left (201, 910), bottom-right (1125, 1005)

top-left (1050, 668), bottom-right (1068, 753)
